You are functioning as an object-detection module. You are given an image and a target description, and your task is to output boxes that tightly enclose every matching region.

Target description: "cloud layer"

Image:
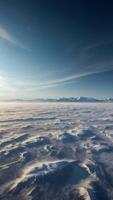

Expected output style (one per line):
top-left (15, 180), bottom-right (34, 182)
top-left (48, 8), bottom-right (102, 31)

top-left (0, 103), bottom-right (113, 199)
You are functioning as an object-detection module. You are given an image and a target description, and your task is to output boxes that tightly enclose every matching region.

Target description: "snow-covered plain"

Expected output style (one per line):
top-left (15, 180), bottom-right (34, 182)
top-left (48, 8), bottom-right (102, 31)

top-left (0, 103), bottom-right (113, 200)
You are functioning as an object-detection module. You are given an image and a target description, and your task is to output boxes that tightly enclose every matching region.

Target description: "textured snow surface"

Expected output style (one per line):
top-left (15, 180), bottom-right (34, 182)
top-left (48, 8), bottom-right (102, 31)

top-left (0, 103), bottom-right (113, 200)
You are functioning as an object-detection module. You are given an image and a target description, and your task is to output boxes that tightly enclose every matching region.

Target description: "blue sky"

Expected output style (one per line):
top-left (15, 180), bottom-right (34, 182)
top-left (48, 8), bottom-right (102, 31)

top-left (0, 0), bottom-right (113, 99)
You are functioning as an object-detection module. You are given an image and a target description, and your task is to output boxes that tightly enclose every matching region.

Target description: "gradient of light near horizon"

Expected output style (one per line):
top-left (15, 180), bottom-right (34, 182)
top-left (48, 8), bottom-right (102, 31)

top-left (0, 0), bottom-right (113, 100)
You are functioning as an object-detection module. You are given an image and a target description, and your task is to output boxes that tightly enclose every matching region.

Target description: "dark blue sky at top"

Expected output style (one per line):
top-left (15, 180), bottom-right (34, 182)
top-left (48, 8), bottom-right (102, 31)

top-left (0, 0), bottom-right (113, 99)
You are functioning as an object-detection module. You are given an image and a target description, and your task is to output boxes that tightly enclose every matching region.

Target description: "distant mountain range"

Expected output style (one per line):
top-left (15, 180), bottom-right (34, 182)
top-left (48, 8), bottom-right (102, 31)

top-left (1, 97), bottom-right (113, 103)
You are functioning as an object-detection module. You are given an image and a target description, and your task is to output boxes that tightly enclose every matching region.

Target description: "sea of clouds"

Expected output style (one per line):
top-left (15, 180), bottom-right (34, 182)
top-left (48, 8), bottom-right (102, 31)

top-left (0, 103), bottom-right (113, 200)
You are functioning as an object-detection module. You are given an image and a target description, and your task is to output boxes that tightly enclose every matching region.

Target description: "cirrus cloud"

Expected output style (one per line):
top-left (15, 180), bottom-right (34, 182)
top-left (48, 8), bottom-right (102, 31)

top-left (0, 25), bottom-right (30, 51)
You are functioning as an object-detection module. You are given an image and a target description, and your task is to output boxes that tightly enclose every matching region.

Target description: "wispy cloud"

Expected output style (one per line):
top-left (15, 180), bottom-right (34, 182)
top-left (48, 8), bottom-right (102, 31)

top-left (0, 61), bottom-right (113, 99)
top-left (83, 38), bottom-right (113, 51)
top-left (0, 26), bottom-right (30, 51)
top-left (26, 63), bottom-right (113, 91)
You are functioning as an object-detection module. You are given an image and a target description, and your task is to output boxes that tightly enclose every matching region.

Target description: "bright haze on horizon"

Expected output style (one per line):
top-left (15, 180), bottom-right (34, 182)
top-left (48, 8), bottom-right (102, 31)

top-left (0, 0), bottom-right (113, 99)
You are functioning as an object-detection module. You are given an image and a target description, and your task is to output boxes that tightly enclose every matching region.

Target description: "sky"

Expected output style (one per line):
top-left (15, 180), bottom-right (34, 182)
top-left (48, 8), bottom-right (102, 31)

top-left (0, 0), bottom-right (113, 99)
